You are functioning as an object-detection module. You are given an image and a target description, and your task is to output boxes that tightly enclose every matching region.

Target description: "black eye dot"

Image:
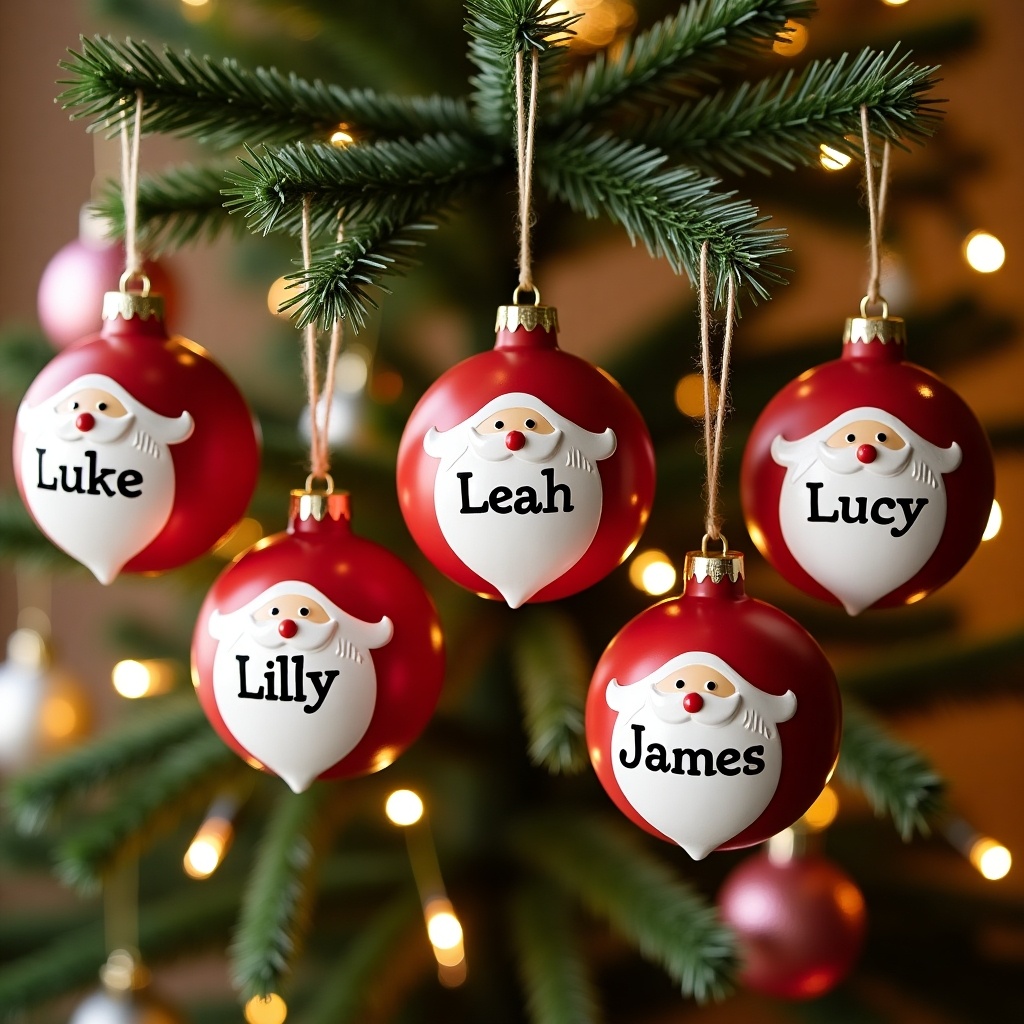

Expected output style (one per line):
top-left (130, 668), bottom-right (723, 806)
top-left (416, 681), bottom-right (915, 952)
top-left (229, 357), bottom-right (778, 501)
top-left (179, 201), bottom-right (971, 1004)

top-left (876, 432), bottom-right (887, 442)
top-left (71, 401), bottom-right (79, 410)
top-left (97, 402), bottom-right (107, 411)
top-left (846, 433), bottom-right (856, 443)
top-left (706, 680), bottom-right (717, 691)
top-left (299, 607), bottom-right (310, 617)
top-left (270, 607), bottom-right (279, 616)
top-left (525, 418), bottom-right (536, 429)
top-left (674, 679), bottom-right (685, 689)
top-left (494, 420), bottom-right (504, 429)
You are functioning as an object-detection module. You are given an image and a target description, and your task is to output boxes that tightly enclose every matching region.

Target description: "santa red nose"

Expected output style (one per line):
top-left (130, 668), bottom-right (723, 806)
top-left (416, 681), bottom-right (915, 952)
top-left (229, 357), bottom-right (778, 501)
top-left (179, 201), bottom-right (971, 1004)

top-left (856, 444), bottom-right (877, 464)
top-left (278, 619), bottom-right (298, 639)
top-left (75, 412), bottom-right (95, 432)
top-left (505, 430), bottom-right (526, 451)
top-left (682, 692), bottom-right (704, 713)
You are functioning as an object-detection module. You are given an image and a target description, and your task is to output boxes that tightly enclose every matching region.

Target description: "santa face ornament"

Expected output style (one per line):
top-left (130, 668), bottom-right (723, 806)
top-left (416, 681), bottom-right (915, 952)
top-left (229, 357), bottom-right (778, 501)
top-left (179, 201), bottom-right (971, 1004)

top-left (586, 546), bottom-right (841, 859)
top-left (13, 291), bottom-right (260, 583)
top-left (397, 305), bottom-right (655, 607)
top-left (192, 490), bottom-right (445, 792)
top-left (742, 314), bottom-right (994, 613)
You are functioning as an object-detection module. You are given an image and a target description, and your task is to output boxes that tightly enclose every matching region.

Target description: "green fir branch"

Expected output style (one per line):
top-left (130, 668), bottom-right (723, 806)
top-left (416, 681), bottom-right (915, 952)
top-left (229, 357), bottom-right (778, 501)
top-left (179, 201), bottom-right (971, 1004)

top-left (222, 132), bottom-right (496, 238)
top-left (511, 883), bottom-right (602, 1024)
top-left (54, 730), bottom-right (241, 893)
top-left (59, 35), bottom-right (474, 147)
top-left (230, 786), bottom-right (329, 1001)
top-left (628, 47), bottom-right (943, 175)
top-left (552, 0), bottom-right (815, 127)
top-left (538, 127), bottom-right (787, 302)
top-left (0, 495), bottom-right (80, 573)
top-left (838, 702), bottom-right (944, 840)
top-left (5, 698), bottom-right (208, 834)
top-left (301, 898), bottom-right (421, 1024)
top-left (510, 608), bottom-right (589, 774)
top-left (0, 325), bottom-right (54, 400)
top-left (277, 219), bottom-right (437, 330)
top-left (93, 164), bottom-right (243, 251)
top-left (513, 814), bottom-right (736, 1002)
top-left (465, 0), bottom-right (581, 137)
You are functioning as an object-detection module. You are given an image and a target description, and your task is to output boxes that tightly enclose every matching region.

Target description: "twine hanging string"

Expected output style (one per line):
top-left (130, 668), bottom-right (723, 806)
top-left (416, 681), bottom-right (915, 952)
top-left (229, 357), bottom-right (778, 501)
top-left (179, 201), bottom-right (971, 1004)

top-left (118, 90), bottom-right (145, 290)
top-left (860, 104), bottom-right (892, 311)
top-left (300, 196), bottom-right (331, 483)
top-left (698, 241), bottom-right (737, 542)
top-left (514, 48), bottom-right (540, 299)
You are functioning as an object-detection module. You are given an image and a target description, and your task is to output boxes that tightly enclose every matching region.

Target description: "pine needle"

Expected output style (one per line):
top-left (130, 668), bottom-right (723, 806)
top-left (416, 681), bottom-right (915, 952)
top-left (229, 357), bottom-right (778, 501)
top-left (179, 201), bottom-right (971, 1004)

top-left (513, 813), bottom-right (737, 1002)
top-left (510, 608), bottom-right (589, 775)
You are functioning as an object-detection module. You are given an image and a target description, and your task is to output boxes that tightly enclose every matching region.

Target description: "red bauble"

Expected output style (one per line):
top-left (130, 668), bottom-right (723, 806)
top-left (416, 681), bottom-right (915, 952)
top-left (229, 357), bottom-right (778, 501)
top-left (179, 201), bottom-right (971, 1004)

top-left (13, 291), bottom-right (259, 583)
top-left (741, 314), bottom-right (994, 614)
top-left (585, 546), bottom-right (840, 859)
top-left (397, 304), bottom-right (655, 608)
top-left (718, 851), bottom-right (867, 999)
top-left (191, 490), bottom-right (445, 792)
top-left (37, 212), bottom-right (175, 348)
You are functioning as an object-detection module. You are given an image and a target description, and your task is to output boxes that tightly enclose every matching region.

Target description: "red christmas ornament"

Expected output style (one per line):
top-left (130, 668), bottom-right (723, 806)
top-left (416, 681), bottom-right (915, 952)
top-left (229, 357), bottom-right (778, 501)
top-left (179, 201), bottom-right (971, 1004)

top-left (718, 850), bottom-right (867, 999)
top-left (585, 542), bottom-right (841, 859)
top-left (192, 488), bottom-right (445, 792)
top-left (13, 289), bottom-right (260, 583)
top-left (741, 311), bottom-right (995, 614)
top-left (397, 303), bottom-right (656, 607)
top-left (37, 210), bottom-right (175, 348)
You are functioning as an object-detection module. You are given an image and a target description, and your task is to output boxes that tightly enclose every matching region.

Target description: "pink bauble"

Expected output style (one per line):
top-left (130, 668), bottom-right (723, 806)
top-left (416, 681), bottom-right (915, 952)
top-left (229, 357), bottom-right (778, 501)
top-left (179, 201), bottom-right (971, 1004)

top-left (192, 490), bottom-right (445, 791)
top-left (718, 852), bottom-right (867, 999)
top-left (397, 304), bottom-right (655, 608)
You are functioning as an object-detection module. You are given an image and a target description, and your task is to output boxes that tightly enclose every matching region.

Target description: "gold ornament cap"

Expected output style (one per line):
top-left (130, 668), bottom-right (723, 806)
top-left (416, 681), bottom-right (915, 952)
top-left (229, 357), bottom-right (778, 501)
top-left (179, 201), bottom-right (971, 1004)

top-left (290, 475), bottom-right (350, 523)
top-left (102, 291), bottom-right (164, 323)
top-left (495, 303), bottom-right (559, 334)
top-left (844, 297), bottom-right (906, 347)
top-left (683, 534), bottom-right (745, 585)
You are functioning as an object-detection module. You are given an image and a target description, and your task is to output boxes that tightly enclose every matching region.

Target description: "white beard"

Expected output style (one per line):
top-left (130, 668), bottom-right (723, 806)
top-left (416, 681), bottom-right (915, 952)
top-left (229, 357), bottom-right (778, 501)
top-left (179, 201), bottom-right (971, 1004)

top-left (610, 700), bottom-right (784, 860)
top-left (19, 425), bottom-right (176, 584)
top-left (777, 454), bottom-right (949, 615)
top-left (432, 444), bottom-right (606, 608)
top-left (211, 630), bottom-right (378, 793)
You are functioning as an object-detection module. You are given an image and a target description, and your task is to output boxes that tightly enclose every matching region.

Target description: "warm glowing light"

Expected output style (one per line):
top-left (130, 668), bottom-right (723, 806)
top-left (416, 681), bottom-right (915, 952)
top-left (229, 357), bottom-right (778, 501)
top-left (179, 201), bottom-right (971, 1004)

top-left (963, 230), bottom-right (1006, 273)
top-left (773, 20), bottom-right (808, 56)
top-left (370, 368), bottom-right (404, 403)
top-left (882, 0), bottom-right (911, 6)
top-left (552, 1), bottom-right (636, 52)
top-left (801, 785), bottom-right (839, 831)
top-left (819, 144), bottom-right (853, 171)
top-left (181, 0), bottom-right (210, 6)
top-left (629, 549), bottom-right (676, 596)
top-left (213, 517), bottom-right (263, 560)
top-left (970, 838), bottom-right (1012, 880)
top-left (180, 0), bottom-right (212, 22)
top-left (40, 696), bottom-right (78, 739)
top-left (385, 789), bottom-right (424, 826)
top-left (330, 125), bottom-right (354, 146)
top-left (111, 660), bottom-right (174, 699)
top-left (982, 500), bottom-right (1003, 541)
top-left (335, 347), bottom-right (371, 393)
top-left (674, 373), bottom-right (718, 417)
top-left (183, 816), bottom-right (234, 879)
top-left (266, 275), bottom-right (294, 318)
top-left (244, 994), bottom-right (288, 1024)
top-left (427, 910), bottom-right (463, 950)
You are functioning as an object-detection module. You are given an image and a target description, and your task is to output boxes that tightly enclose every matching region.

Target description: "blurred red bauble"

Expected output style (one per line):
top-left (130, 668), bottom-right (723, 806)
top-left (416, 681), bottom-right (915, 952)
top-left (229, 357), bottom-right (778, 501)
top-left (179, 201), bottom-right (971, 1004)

top-left (192, 489), bottom-right (445, 792)
top-left (397, 303), bottom-right (655, 608)
top-left (13, 290), bottom-right (259, 583)
top-left (741, 312), bottom-right (994, 615)
top-left (585, 544), bottom-right (841, 859)
top-left (718, 851), bottom-right (867, 999)
top-left (37, 210), bottom-right (176, 348)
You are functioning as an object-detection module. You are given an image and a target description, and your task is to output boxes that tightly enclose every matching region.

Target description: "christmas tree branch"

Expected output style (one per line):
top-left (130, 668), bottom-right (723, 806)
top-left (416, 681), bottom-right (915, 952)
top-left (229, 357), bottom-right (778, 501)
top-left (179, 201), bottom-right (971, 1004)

top-left (222, 132), bottom-right (496, 238)
top-left (59, 35), bottom-right (474, 147)
top-left (5, 698), bottom-right (209, 834)
top-left (511, 882), bottom-right (602, 1024)
top-left (230, 785), bottom-right (330, 1001)
top-left (538, 127), bottom-right (787, 302)
top-left (301, 898), bottom-right (421, 1024)
top-left (510, 608), bottom-right (589, 775)
top-left (513, 814), bottom-right (737, 1002)
top-left (628, 46), bottom-right (942, 175)
top-left (465, 0), bottom-right (581, 137)
top-left (93, 164), bottom-right (244, 252)
top-left (0, 326), bottom-right (53, 399)
top-left (838, 702), bottom-right (944, 840)
top-left (0, 495), bottom-right (80, 572)
top-left (54, 730), bottom-right (242, 893)
top-left (551, 0), bottom-right (815, 127)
